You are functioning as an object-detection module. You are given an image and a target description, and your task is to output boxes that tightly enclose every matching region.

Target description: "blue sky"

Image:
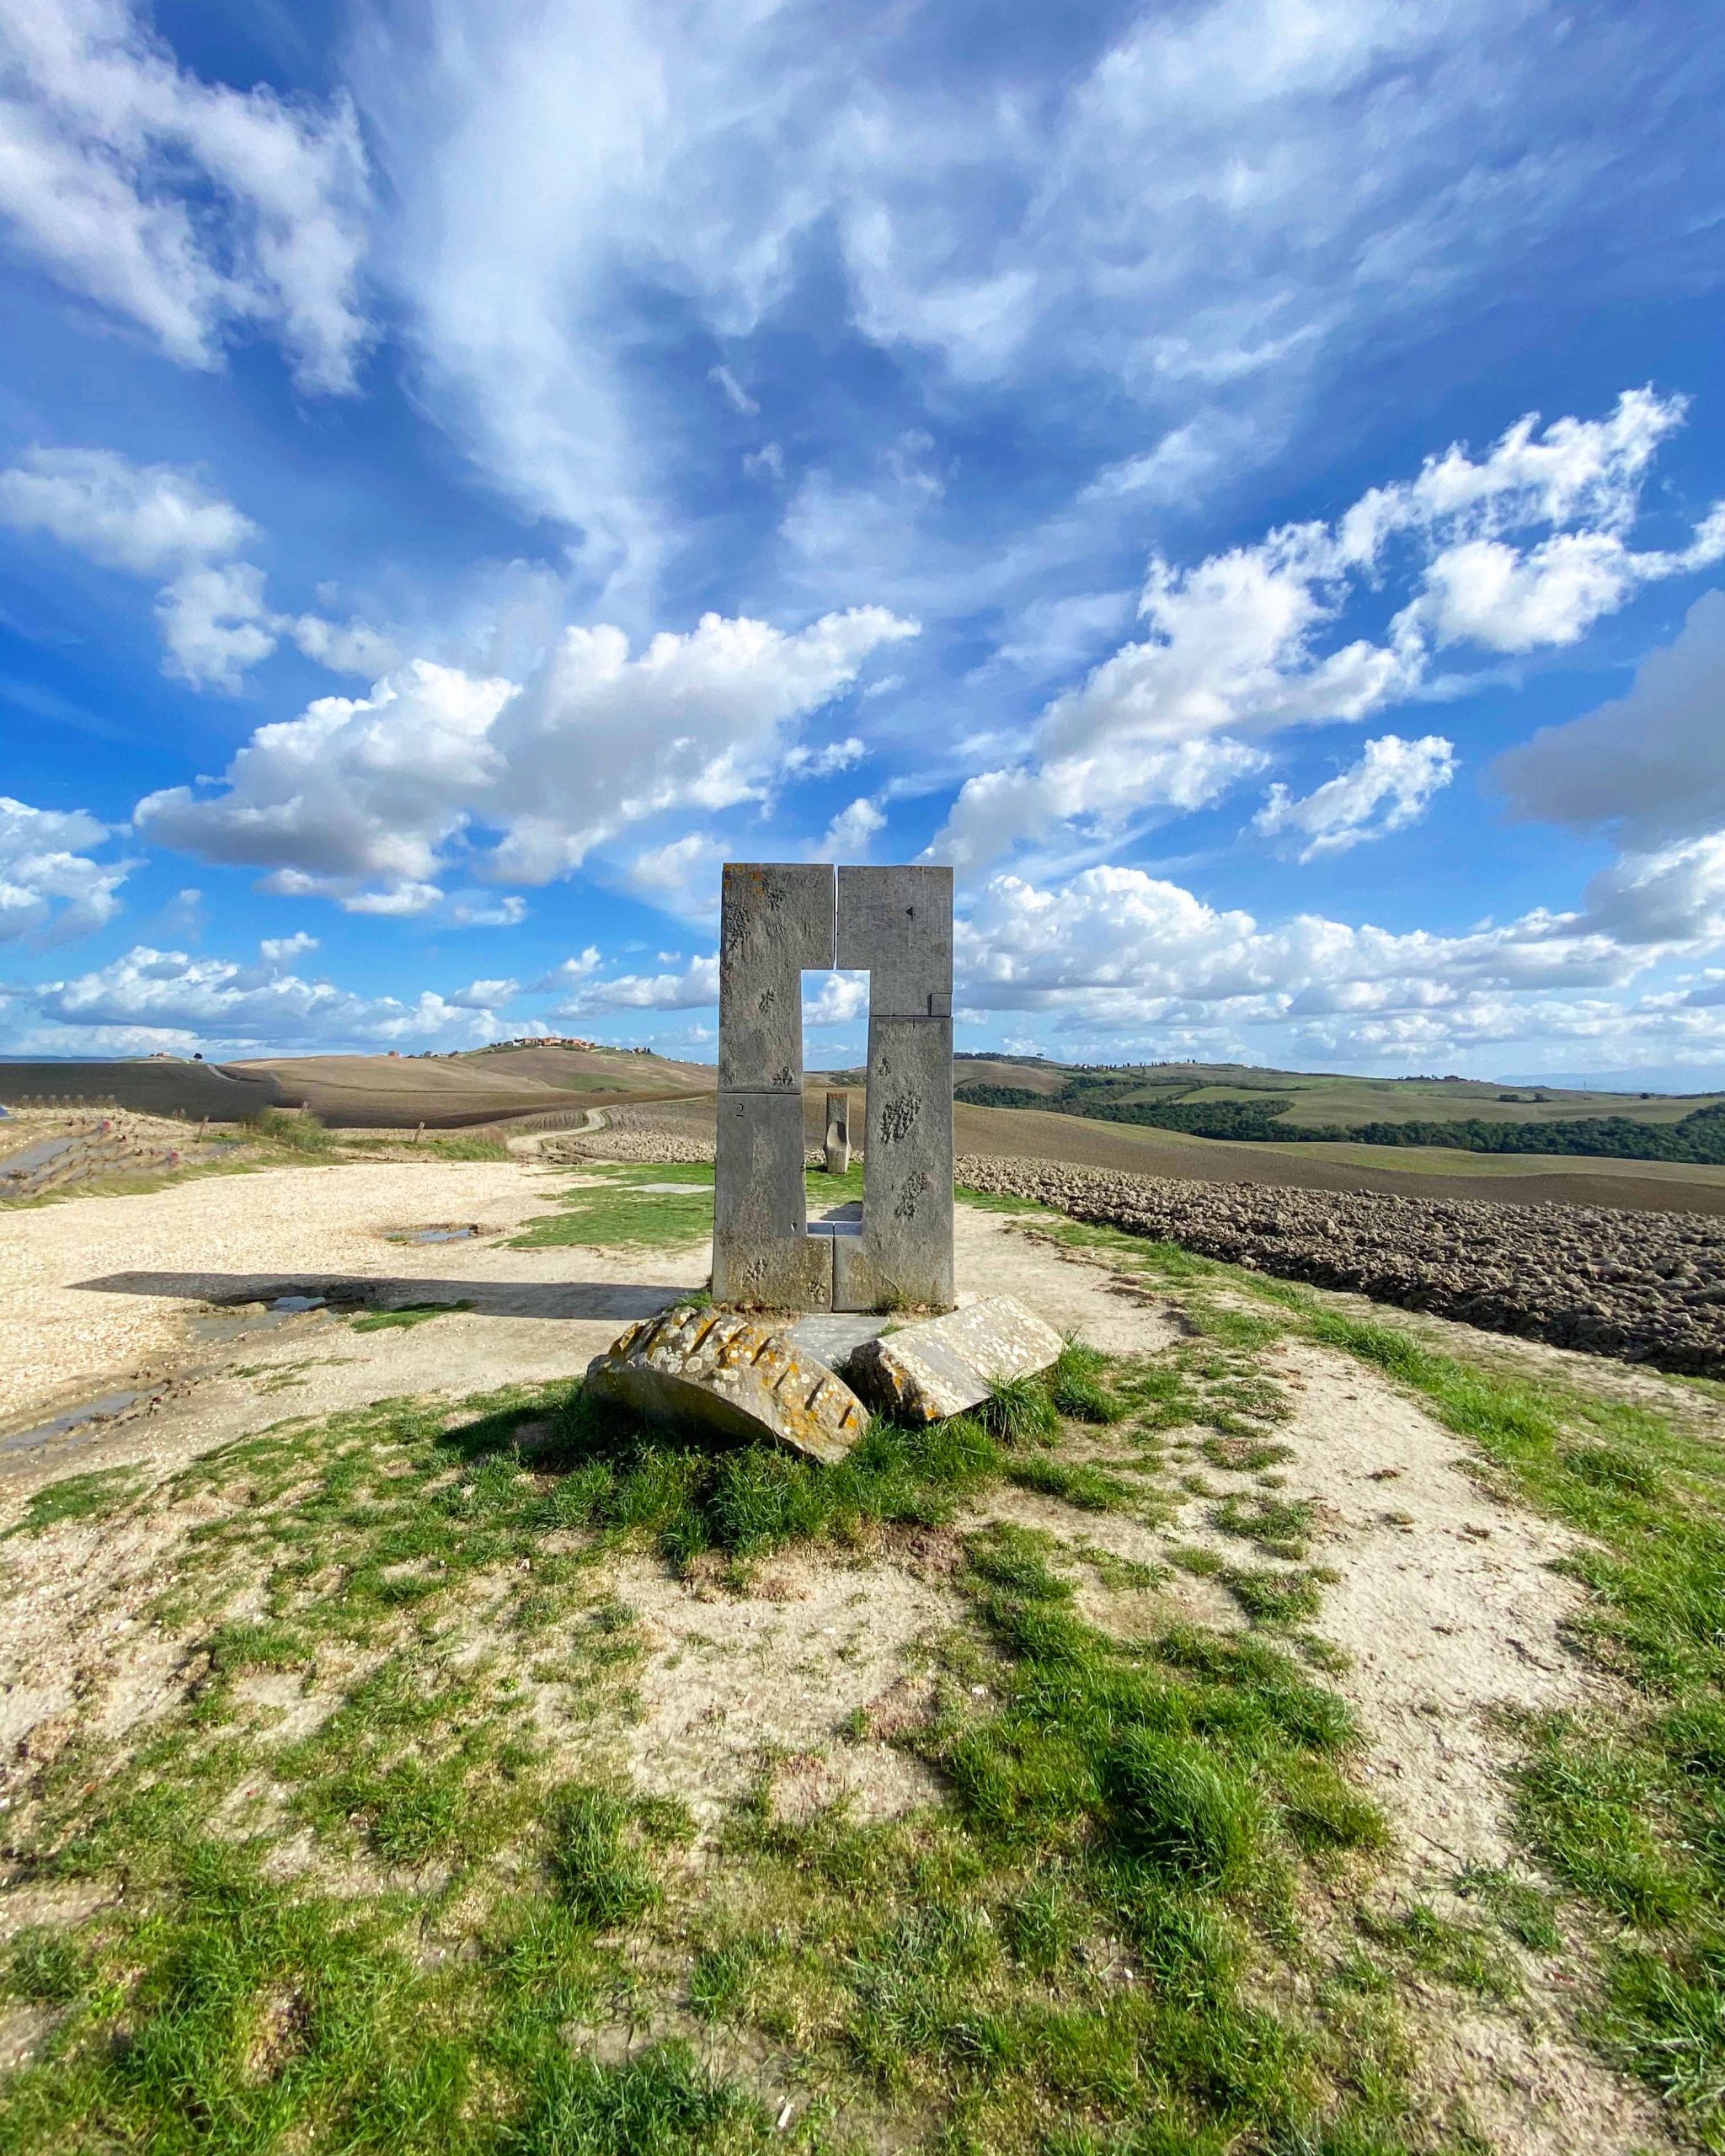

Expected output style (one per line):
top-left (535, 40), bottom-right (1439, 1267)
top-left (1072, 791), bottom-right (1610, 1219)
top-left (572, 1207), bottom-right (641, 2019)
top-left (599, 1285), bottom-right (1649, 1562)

top-left (3, 0), bottom-right (1725, 1085)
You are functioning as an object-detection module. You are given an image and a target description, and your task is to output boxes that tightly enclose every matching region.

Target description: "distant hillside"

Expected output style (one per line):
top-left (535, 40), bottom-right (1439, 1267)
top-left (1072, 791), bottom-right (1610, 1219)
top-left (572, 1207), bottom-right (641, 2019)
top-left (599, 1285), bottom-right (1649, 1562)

top-left (953, 1059), bottom-right (1725, 1165)
top-left (233, 1045), bottom-right (716, 1129)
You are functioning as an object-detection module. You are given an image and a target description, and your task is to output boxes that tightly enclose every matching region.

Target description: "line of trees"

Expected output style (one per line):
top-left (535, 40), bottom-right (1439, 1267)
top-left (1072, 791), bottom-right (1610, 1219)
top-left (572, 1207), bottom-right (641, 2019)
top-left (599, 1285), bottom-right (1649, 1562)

top-left (953, 1082), bottom-right (1725, 1165)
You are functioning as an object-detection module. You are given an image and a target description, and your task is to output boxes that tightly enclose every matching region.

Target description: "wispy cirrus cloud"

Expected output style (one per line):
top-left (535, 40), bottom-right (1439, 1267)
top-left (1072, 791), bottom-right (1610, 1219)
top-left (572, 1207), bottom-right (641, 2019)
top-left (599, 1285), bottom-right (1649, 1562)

top-left (0, 0), bottom-right (371, 388)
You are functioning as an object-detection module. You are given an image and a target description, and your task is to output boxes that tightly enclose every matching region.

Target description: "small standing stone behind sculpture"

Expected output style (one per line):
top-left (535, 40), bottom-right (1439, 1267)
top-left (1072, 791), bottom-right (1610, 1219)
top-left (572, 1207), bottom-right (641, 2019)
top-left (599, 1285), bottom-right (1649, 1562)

top-left (824, 1090), bottom-right (851, 1177)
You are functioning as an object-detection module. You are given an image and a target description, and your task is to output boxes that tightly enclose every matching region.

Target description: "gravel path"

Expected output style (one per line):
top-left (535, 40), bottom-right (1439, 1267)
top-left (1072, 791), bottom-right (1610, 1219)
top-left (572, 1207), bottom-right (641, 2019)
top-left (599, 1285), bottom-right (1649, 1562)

top-left (956, 1154), bottom-right (1725, 1376)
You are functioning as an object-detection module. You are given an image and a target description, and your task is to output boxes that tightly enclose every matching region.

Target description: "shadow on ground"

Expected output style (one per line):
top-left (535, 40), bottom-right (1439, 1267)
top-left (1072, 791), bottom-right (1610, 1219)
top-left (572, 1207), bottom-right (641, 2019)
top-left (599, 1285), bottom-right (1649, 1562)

top-left (72, 1272), bottom-right (688, 1321)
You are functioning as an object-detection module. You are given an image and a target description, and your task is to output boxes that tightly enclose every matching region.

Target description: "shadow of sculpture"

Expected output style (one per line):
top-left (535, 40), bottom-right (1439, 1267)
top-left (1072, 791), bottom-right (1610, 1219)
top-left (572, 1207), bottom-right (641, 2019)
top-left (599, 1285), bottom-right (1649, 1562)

top-left (73, 1271), bottom-right (688, 1323)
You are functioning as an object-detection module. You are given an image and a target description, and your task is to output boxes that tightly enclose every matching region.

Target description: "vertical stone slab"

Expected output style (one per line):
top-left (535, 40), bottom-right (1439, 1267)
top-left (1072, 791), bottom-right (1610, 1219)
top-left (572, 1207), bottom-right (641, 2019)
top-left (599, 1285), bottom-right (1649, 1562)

top-left (833, 866), bottom-right (954, 1311)
top-left (718, 863), bottom-right (836, 1089)
top-left (713, 863), bottom-right (836, 1310)
top-left (836, 865), bottom-right (954, 1017)
top-left (824, 1090), bottom-right (851, 1176)
top-left (835, 1011), bottom-right (954, 1310)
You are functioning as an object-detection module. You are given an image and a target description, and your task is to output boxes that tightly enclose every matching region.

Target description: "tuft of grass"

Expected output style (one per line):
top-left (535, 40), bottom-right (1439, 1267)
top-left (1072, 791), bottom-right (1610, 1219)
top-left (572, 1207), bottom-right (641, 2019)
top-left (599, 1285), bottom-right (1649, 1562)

top-left (1047, 1339), bottom-right (1126, 1423)
top-left (4, 1466), bottom-right (144, 1537)
top-left (982, 1372), bottom-right (1059, 1447)
top-left (1201, 1434), bottom-right (1295, 1473)
top-left (245, 1106), bottom-right (337, 1154)
top-left (1210, 1492), bottom-right (1317, 1560)
top-left (1007, 1457), bottom-right (1144, 1513)
top-left (425, 1134), bottom-right (512, 1161)
top-left (547, 1784), bottom-right (661, 1926)
top-left (350, 1299), bottom-right (473, 1332)
top-left (1105, 1730), bottom-right (1258, 1886)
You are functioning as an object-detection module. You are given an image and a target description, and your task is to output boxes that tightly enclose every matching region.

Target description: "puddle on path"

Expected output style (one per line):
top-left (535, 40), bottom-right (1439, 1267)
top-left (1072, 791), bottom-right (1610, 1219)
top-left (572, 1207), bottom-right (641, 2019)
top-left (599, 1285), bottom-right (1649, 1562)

top-left (1, 1390), bottom-right (148, 1457)
top-left (383, 1224), bottom-right (482, 1244)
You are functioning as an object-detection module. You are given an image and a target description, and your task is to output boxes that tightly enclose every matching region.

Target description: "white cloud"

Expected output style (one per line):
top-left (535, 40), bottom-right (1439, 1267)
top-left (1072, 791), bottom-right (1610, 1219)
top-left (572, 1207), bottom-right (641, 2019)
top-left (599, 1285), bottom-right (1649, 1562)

top-left (803, 969), bottom-right (868, 1026)
top-left (0, 445), bottom-right (395, 690)
top-left (287, 614), bottom-right (402, 678)
top-left (533, 947), bottom-right (601, 992)
top-left (449, 976), bottom-right (519, 1008)
top-left (0, 446), bottom-right (257, 571)
top-left (957, 853), bottom-right (1707, 1038)
top-left (0, 792), bottom-right (130, 943)
top-left (344, 0), bottom-right (1708, 609)
top-left (817, 796), bottom-right (885, 861)
top-left (935, 391), bottom-right (1722, 870)
top-left (621, 832), bottom-right (728, 918)
top-left (448, 893), bottom-right (528, 928)
top-left (0, 0), bottom-right (371, 388)
top-left (709, 364), bottom-right (759, 416)
top-left (1494, 590), bottom-right (1725, 848)
top-left (136, 608), bottom-right (916, 908)
top-left (574, 954), bottom-right (721, 1011)
top-left (30, 942), bottom-right (496, 1052)
top-left (155, 561), bottom-right (279, 691)
top-left (259, 931), bottom-right (318, 969)
top-left (1254, 734), bottom-right (1456, 860)
top-left (783, 735), bottom-right (865, 777)
top-left (1578, 835), bottom-right (1725, 949)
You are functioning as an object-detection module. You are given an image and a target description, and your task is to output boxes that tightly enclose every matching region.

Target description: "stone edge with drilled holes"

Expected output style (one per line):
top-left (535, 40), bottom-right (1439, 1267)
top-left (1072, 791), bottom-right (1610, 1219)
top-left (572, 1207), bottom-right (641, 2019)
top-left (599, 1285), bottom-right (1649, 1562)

top-left (584, 1304), bottom-right (868, 1464)
top-left (845, 1295), bottom-right (1064, 1424)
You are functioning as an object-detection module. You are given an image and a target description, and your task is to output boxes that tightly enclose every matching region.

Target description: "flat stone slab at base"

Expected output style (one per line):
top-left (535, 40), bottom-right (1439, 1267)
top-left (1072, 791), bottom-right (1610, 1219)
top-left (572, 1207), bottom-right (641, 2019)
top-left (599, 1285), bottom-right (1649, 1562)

top-left (585, 1305), bottom-right (868, 1464)
top-left (846, 1296), bottom-right (1065, 1424)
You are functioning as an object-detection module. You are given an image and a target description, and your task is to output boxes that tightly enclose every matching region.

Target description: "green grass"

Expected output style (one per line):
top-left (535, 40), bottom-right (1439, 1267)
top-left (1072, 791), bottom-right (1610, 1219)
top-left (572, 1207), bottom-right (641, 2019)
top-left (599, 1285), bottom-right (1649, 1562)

top-left (425, 1134), bottom-right (513, 1161)
top-left (1009, 1195), bottom-right (1725, 2146)
top-left (510, 1162), bottom-right (715, 1250)
top-left (350, 1299), bottom-right (474, 1332)
top-left (245, 1107), bottom-right (338, 1154)
top-left (0, 1320), bottom-right (1439, 2154)
top-left (3, 1465), bottom-right (145, 1537)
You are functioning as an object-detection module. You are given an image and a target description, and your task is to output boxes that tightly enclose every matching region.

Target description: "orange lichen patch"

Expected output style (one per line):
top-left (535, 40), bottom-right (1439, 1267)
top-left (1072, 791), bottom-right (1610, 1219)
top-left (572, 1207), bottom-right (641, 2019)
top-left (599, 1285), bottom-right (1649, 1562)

top-left (585, 1305), bottom-right (867, 1463)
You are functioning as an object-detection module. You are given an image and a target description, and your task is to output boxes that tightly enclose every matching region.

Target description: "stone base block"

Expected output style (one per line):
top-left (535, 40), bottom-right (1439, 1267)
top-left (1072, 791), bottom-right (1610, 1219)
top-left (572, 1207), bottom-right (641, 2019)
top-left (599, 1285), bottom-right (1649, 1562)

top-left (713, 1233), bottom-right (834, 1311)
top-left (586, 1305), bottom-right (865, 1463)
top-left (846, 1295), bottom-right (1065, 1423)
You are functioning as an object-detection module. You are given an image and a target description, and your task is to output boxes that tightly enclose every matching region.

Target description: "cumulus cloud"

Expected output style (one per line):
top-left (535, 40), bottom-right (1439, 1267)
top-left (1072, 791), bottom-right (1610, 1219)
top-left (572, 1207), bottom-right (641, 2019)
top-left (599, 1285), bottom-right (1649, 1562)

top-left (448, 976), bottom-right (519, 1008)
top-left (0, 446), bottom-right (395, 690)
top-left (818, 796), bottom-right (885, 861)
top-left (935, 390), bottom-right (1722, 869)
top-left (944, 843), bottom-right (1725, 1068)
top-left (136, 608), bottom-right (916, 910)
top-left (621, 833), bottom-right (729, 918)
top-left (1494, 590), bottom-right (1725, 849)
top-left (30, 942), bottom-right (498, 1052)
top-left (574, 954), bottom-right (721, 1011)
top-left (1254, 734), bottom-right (1456, 860)
top-left (533, 947), bottom-right (602, 992)
top-left (0, 445), bottom-right (256, 571)
top-left (0, 0), bottom-right (371, 388)
top-left (803, 969), bottom-right (868, 1025)
top-left (259, 931), bottom-right (318, 968)
top-left (783, 735), bottom-right (865, 777)
top-left (0, 793), bottom-right (130, 943)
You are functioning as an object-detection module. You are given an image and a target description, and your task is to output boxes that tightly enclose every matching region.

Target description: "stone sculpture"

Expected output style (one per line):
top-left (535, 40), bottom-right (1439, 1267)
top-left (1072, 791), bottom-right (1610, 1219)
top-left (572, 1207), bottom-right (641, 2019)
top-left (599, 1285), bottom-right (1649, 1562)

top-left (712, 862), bottom-right (953, 1312)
